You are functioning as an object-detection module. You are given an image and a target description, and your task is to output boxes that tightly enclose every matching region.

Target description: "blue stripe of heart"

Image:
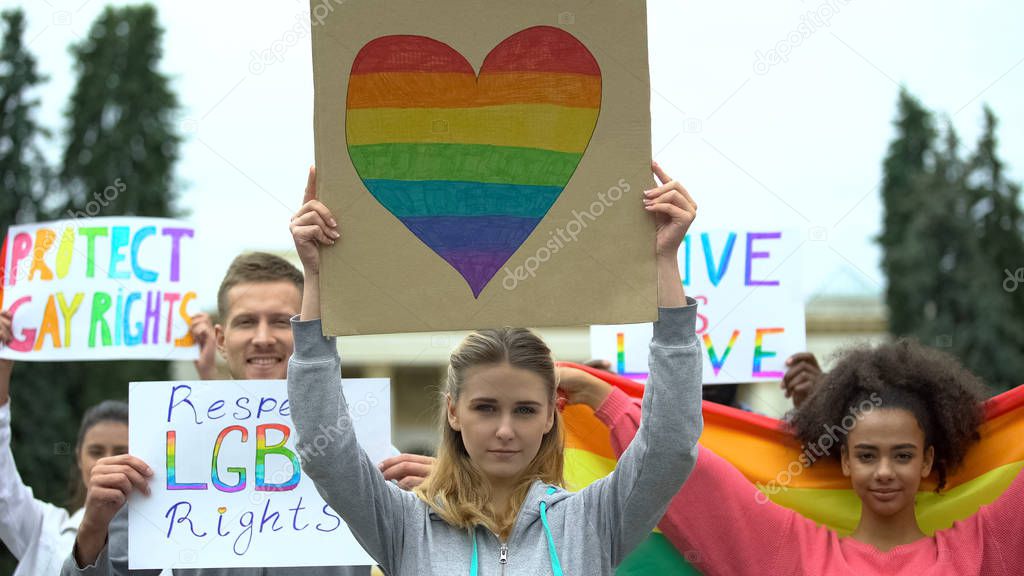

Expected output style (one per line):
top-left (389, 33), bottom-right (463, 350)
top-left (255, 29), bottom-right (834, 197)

top-left (363, 179), bottom-right (563, 218)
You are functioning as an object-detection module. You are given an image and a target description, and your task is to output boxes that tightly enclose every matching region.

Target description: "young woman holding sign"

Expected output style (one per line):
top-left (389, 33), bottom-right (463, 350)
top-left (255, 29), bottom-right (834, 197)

top-left (287, 163), bottom-right (703, 575)
top-left (561, 339), bottom-right (1024, 575)
top-left (0, 311), bottom-right (130, 576)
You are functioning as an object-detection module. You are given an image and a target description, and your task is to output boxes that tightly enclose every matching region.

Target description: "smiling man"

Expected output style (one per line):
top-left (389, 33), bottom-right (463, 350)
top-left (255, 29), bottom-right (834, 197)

top-left (190, 253), bottom-right (302, 382)
top-left (64, 253), bottom-right (371, 576)
top-left (214, 253), bottom-right (301, 380)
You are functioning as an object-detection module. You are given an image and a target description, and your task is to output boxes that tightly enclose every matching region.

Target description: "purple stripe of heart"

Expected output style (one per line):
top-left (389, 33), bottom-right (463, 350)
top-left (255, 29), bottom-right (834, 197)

top-left (401, 215), bottom-right (541, 297)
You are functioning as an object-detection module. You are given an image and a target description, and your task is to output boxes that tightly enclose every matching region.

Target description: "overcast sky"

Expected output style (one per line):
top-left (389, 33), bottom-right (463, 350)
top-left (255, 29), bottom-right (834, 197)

top-left (7, 0), bottom-right (1023, 311)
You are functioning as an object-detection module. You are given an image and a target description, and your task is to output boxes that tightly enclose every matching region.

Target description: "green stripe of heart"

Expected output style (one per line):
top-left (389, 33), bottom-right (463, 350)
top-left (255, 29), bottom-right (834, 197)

top-left (348, 143), bottom-right (584, 187)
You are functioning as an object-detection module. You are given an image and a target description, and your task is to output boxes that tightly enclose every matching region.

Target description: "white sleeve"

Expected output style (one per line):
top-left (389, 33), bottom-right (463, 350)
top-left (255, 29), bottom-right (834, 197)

top-left (0, 401), bottom-right (68, 560)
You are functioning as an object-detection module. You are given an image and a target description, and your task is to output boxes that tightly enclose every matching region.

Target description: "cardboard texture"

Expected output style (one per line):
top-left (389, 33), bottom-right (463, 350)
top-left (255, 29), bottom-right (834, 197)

top-left (313, 0), bottom-right (656, 335)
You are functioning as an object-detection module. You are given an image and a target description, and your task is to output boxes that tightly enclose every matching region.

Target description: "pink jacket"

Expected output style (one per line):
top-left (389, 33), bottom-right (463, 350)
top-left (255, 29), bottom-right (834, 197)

top-left (595, 387), bottom-right (1024, 576)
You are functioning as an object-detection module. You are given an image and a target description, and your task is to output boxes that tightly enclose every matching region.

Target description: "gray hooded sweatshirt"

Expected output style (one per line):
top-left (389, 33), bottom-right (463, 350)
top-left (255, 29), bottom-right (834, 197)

top-left (288, 302), bottom-right (703, 576)
top-left (59, 506), bottom-right (370, 575)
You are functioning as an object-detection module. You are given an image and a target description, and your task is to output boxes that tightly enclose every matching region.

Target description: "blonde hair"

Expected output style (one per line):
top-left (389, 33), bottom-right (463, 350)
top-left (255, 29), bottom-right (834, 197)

top-left (414, 327), bottom-right (565, 539)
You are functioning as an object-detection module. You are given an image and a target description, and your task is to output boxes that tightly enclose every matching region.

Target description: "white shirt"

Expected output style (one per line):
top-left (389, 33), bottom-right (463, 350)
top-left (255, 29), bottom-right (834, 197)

top-left (0, 402), bottom-right (84, 576)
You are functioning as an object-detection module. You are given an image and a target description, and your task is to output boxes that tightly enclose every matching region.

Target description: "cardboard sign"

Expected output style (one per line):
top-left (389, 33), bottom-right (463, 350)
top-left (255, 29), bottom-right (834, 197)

top-left (0, 217), bottom-right (199, 361)
top-left (591, 229), bottom-right (806, 384)
top-left (128, 378), bottom-right (390, 569)
top-left (312, 0), bottom-right (657, 335)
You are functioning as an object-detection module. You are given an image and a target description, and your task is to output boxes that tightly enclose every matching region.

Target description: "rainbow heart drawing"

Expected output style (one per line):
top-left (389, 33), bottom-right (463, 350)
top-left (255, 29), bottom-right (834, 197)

top-left (346, 26), bottom-right (601, 297)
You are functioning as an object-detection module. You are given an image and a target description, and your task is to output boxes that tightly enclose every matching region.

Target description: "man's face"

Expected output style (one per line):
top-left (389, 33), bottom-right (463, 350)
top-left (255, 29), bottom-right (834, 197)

top-left (216, 281), bottom-right (302, 380)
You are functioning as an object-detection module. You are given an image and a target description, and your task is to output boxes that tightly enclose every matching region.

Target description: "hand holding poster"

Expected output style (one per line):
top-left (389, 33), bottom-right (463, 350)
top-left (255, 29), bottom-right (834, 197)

top-left (0, 217), bottom-right (199, 361)
top-left (591, 228), bottom-right (806, 385)
top-left (129, 378), bottom-right (390, 569)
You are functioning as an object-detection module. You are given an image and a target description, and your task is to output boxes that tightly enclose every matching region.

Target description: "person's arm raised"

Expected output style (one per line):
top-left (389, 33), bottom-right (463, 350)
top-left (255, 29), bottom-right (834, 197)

top-left (0, 311), bottom-right (12, 406)
top-left (595, 384), bottom-right (810, 575)
top-left (0, 311), bottom-right (57, 561)
top-left (290, 165), bottom-right (339, 322)
top-left (977, 455), bottom-right (1024, 568)
top-left (287, 166), bottom-right (411, 574)
top-left (647, 162), bottom-right (692, 308)
top-left (782, 352), bottom-right (825, 409)
top-left (579, 162), bottom-right (703, 565)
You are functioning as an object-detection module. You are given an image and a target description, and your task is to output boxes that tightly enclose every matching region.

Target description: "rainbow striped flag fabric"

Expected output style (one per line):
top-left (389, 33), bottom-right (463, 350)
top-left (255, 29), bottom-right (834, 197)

top-left (346, 27), bottom-right (601, 297)
top-left (560, 363), bottom-right (1024, 575)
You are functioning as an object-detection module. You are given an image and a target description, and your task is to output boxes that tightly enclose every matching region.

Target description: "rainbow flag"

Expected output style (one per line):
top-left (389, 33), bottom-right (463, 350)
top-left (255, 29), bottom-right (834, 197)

top-left (346, 27), bottom-right (601, 297)
top-left (560, 363), bottom-right (1024, 575)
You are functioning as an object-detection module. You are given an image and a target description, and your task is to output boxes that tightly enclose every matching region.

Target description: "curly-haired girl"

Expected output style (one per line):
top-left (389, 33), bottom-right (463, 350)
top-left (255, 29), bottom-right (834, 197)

top-left (562, 338), bottom-right (1022, 575)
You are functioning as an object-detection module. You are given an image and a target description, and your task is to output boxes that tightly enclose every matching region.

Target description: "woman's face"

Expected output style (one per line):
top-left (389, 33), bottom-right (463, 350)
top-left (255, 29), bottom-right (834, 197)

top-left (78, 421), bottom-right (130, 487)
top-left (842, 408), bottom-right (934, 519)
top-left (447, 363), bottom-right (555, 488)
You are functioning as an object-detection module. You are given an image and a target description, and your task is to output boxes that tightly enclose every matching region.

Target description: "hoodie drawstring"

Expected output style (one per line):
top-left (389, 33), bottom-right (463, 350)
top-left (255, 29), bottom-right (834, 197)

top-left (470, 529), bottom-right (479, 575)
top-left (539, 486), bottom-right (565, 576)
top-left (469, 486), bottom-right (563, 576)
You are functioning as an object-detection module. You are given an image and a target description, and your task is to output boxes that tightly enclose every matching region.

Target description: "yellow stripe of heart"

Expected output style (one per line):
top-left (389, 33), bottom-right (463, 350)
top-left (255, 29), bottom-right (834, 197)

top-left (346, 104), bottom-right (599, 154)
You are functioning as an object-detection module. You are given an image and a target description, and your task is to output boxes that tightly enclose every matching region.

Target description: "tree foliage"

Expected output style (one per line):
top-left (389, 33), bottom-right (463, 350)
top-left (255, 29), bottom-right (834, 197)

top-left (879, 89), bottom-right (1024, 392)
top-left (0, 6), bottom-right (180, 569)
